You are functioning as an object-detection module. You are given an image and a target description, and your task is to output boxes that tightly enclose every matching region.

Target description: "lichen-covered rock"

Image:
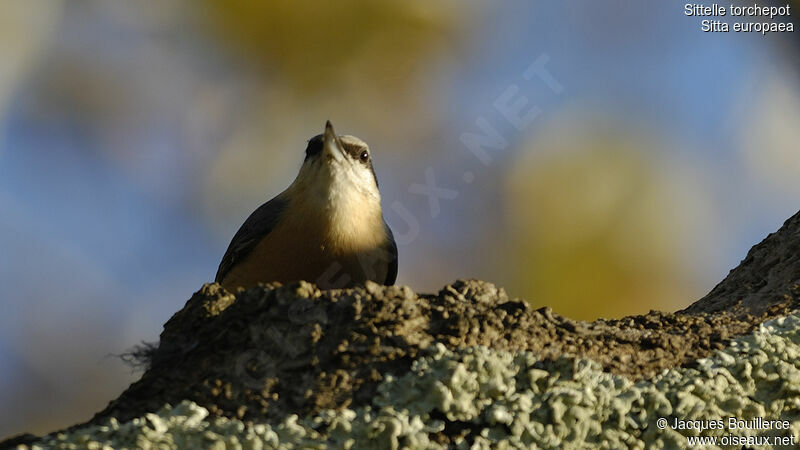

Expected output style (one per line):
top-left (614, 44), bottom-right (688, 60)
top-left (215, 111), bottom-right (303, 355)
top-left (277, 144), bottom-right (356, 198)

top-left (27, 313), bottom-right (800, 449)
top-left (77, 277), bottom-right (795, 432)
top-left (5, 209), bottom-right (800, 448)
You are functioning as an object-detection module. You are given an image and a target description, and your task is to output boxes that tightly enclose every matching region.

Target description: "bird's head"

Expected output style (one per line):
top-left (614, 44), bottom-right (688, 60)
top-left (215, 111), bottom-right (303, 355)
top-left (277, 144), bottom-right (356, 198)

top-left (293, 121), bottom-right (381, 210)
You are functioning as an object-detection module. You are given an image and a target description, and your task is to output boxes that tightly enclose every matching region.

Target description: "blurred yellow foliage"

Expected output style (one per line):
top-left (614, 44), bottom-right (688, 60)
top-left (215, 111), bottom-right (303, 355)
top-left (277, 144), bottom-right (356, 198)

top-left (201, 0), bottom-right (459, 94)
top-left (504, 127), bottom-right (703, 320)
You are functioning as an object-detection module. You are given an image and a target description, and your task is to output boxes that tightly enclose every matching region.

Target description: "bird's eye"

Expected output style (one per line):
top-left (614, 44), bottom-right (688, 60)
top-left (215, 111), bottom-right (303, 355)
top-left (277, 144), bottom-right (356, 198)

top-left (360, 150), bottom-right (369, 162)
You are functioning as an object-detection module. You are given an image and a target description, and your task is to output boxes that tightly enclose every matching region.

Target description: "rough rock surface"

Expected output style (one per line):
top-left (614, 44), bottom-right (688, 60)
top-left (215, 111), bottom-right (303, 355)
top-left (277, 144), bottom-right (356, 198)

top-left (83, 278), bottom-right (795, 431)
top-left (3, 209), bottom-right (800, 448)
top-left (24, 313), bottom-right (800, 448)
top-left (682, 210), bottom-right (800, 317)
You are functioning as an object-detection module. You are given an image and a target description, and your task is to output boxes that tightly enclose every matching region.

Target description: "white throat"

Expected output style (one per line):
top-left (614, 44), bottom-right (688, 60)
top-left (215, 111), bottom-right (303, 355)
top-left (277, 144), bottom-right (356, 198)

top-left (287, 155), bottom-right (384, 251)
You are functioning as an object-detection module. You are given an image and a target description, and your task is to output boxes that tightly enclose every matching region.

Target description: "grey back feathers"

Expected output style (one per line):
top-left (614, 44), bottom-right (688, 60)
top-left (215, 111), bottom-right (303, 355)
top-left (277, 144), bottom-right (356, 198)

top-left (215, 196), bottom-right (288, 283)
top-left (383, 222), bottom-right (398, 285)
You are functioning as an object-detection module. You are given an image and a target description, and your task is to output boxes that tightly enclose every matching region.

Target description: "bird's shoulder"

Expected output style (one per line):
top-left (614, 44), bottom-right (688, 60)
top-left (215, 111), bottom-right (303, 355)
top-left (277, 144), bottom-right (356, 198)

top-left (215, 195), bottom-right (288, 283)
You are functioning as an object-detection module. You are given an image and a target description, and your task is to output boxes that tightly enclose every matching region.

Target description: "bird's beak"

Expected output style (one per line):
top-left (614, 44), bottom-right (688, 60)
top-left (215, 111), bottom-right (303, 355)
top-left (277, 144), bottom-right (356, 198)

top-left (323, 120), bottom-right (344, 162)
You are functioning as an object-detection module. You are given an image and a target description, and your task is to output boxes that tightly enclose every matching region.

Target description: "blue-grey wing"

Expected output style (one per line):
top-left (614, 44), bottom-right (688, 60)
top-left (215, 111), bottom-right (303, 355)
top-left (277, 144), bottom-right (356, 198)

top-left (383, 221), bottom-right (398, 285)
top-left (215, 196), bottom-right (288, 283)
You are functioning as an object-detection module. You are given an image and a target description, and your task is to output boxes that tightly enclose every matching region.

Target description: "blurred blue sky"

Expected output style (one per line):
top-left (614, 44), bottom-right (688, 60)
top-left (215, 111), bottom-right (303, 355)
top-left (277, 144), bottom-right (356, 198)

top-left (1, 0), bottom-right (798, 438)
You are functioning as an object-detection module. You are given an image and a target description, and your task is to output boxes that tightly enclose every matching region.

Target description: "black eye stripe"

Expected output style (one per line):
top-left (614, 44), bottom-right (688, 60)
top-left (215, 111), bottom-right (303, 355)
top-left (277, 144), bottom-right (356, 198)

top-left (305, 135), bottom-right (370, 164)
top-left (342, 143), bottom-right (366, 160)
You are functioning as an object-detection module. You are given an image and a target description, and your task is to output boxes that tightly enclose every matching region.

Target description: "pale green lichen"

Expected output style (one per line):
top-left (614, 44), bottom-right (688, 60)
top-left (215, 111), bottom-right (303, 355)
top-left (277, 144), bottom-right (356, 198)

top-left (28, 314), bottom-right (800, 449)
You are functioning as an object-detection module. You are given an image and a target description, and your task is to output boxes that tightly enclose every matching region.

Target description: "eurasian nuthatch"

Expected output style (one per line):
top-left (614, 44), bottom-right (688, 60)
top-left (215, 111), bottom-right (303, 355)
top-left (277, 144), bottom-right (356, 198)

top-left (215, 121), bottom-right (397, 290)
